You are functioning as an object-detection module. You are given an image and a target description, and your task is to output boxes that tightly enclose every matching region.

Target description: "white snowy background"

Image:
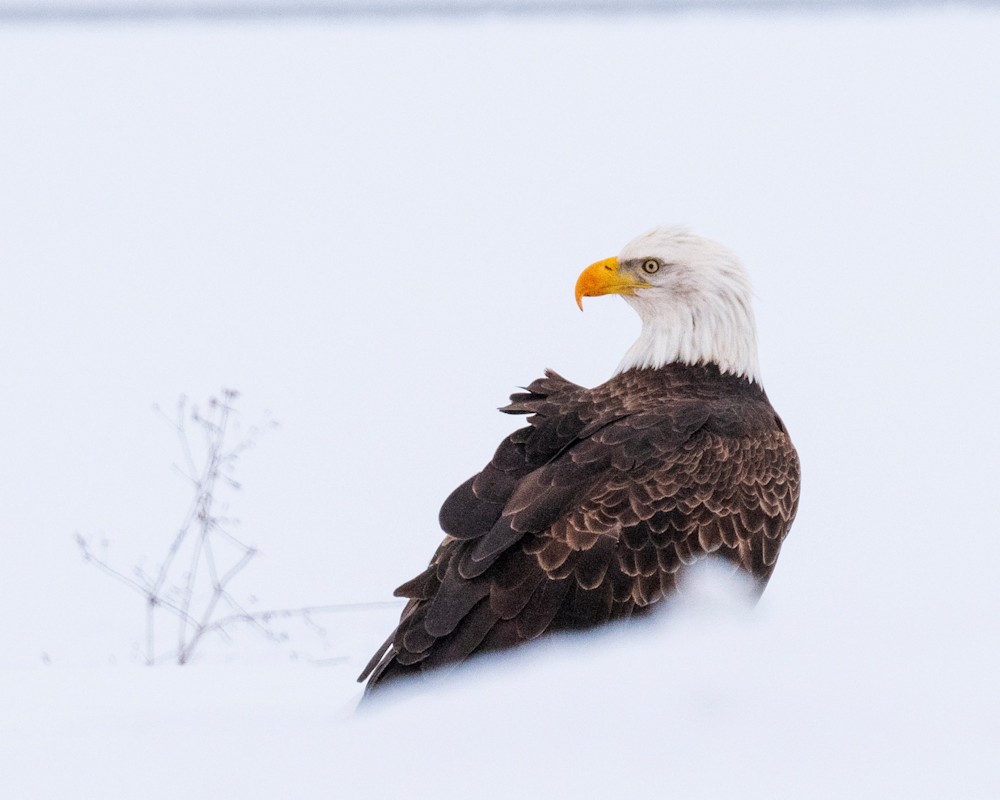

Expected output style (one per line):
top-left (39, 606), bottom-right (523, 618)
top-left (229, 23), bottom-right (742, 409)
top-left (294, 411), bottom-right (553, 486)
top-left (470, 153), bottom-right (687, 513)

top-left (2, 5), bottom-right (999, 798)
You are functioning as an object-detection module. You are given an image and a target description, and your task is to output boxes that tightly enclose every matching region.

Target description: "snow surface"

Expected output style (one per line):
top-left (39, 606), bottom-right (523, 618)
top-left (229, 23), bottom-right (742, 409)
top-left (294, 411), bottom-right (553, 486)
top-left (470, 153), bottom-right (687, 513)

top-left (0, 0), bottom-right (961, 22)
top-left (1, 6), bottom-right (999, 797)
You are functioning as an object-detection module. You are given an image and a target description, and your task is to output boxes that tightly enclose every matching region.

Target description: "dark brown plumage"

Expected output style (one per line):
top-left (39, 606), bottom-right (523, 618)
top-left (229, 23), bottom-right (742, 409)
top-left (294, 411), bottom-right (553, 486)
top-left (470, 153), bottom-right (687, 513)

top-left (359, 363), bottom-right (800, 694)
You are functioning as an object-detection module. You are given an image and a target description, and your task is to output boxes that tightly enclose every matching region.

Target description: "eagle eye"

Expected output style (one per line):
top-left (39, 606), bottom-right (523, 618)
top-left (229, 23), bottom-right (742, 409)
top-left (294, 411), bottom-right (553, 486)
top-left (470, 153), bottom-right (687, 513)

top-left (641, 259), bottom-right (661, 275)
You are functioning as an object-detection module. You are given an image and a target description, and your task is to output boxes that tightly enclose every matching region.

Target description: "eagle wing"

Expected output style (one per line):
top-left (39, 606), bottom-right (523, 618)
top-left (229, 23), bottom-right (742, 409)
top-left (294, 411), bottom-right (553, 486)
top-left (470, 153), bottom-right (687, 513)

top-left (359, 369), bottom-right (799, 691)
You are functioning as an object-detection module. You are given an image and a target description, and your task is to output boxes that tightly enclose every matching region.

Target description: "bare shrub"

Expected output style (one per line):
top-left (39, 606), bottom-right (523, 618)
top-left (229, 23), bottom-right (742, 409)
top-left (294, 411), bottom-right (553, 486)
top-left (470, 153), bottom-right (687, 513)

top-left (76, 388), bottom-right (397, 665)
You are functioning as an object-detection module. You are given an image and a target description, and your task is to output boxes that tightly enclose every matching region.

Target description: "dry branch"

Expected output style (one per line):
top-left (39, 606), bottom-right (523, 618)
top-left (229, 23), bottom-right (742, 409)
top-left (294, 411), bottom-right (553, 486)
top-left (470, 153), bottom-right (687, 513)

top-left (76, 389), bottom-right (400, 665)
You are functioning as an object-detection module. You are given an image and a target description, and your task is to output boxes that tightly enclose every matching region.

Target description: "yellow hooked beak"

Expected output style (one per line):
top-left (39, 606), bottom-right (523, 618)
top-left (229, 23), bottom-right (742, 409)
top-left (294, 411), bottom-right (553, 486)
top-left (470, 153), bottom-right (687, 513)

top-left (574, 257), bottom-right (652, 310)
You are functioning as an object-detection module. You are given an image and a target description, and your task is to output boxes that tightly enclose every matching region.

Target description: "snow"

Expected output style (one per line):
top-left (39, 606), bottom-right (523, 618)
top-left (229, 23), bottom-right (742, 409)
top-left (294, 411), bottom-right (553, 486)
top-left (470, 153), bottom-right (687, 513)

top-left (0, 0), bottom-right (958, 21)
top-left (6, 571), bottom-right (997, 798)
top-left (1, 6), bottom-right (999, 797)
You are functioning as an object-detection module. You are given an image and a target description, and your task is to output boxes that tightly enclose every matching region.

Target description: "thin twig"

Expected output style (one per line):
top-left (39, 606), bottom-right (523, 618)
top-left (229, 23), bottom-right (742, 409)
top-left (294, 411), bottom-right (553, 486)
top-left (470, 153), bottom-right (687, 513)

top-left (75, 534), bottom-right (199, 628)
top-left (202, 600), bottom-right (405, 636)
top-left (79, 388), bottom-right (390, 666)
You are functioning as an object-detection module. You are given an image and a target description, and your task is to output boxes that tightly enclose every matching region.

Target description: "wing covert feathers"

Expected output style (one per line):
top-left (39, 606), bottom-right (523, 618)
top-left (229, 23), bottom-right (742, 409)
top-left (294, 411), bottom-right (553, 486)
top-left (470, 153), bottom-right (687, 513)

top-left (360, 364), bottom-right (800, 695)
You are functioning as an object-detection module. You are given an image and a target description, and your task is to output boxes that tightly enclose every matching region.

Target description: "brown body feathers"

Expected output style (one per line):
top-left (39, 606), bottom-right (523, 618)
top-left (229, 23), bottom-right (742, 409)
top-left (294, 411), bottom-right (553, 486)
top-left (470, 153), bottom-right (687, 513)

top-left (359, 363), bottom-right (799, 694)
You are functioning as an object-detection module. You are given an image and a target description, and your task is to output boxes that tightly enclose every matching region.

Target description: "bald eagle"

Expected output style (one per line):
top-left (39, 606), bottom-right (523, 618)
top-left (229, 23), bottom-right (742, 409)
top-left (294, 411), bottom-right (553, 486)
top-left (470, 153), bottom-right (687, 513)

top-left (359, 226), bottom-right (800, 694)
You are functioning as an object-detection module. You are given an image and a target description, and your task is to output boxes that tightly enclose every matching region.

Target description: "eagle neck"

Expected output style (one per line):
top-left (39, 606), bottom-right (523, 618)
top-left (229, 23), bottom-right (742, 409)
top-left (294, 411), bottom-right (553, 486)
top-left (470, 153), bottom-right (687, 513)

top-left (614, 300), bottom-right (761, 385)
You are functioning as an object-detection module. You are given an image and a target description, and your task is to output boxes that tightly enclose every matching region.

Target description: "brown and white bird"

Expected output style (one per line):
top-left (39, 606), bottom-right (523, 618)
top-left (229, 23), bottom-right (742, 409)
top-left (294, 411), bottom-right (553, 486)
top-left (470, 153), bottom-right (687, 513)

top-left (359, 226), bottom-right (800, 694)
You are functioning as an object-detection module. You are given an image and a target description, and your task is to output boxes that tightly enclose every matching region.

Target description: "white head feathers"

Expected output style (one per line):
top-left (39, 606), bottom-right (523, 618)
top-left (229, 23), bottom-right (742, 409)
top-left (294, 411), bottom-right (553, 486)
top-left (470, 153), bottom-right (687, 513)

top-left (614, 226), bottom-right (761, 383)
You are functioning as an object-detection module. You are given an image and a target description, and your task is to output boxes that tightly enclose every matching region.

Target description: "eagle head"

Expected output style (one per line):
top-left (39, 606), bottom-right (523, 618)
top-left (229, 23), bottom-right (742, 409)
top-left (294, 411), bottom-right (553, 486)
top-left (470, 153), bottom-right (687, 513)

top-left (576, 226), bottom-right (761, 383)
